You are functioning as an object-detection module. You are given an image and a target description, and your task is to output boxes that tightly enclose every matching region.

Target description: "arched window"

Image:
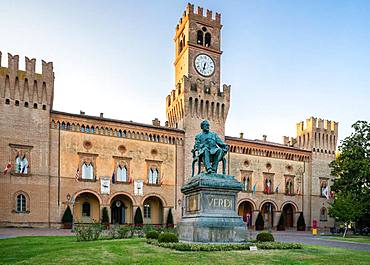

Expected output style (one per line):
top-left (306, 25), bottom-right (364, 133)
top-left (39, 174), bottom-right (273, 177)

top-left (144, 203), bottom-right (151, 219)
top-left (264, 178), bottom-right (273, 194)
top-left (148, 167), bottom-right (159, 184)
top-left (205, 32), bottom-right (211, 47)
top-left (15, 155), bottom-right (28, 174)
top-left (320, 181), bottom-right (328, 198)
top-left (81, 125), bottom-right (85, 133)
top-left (86, 126), bottom-right (90, 133)
top-left (197, 30), bottom-right (203, 45)
top-left (243, 177), bottom-right (251, 192)
top-left (117, 165), bottom-right (127, 182)
top-left (285, 180), bottom-right (294, 195)
top-left (82, 202), bottom-right (91, 217)
top-left (82, 162), bottom-right (94, 180)
top-left (320, 207), bottom-right (327, 221)
top-left (16, 194), bottom-right (26, 212)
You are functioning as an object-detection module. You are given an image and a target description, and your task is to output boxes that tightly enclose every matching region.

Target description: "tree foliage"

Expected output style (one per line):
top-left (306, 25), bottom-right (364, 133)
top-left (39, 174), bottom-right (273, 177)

top-left (255, 212), bottom-right (264, 230)
top-left (329, 193), bottom-right (363, 224)
top-left (134, 207), bottom-right (143, 226)
top-left (61, 206), bottom-right (73, 223)
top-left (166, 208), bottom-right (174, 227)
top-left (329, 121), bottom-right (370, 226)
top-left (297, 212), bottom-right (306, 231)
top-left (101, 207), bottom-right (109, 224)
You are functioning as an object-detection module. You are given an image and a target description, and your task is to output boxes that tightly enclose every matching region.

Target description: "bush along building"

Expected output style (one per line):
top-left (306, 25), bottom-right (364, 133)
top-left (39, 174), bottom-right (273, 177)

top-left (0, 3), bottom-right (337, 230)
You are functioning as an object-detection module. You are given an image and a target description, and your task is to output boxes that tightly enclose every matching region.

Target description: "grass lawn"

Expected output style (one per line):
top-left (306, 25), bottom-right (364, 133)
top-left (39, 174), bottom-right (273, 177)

top-left (320, 235), bottom-right (370, 244)
top-left (0, 236), bottom-right (370, 265)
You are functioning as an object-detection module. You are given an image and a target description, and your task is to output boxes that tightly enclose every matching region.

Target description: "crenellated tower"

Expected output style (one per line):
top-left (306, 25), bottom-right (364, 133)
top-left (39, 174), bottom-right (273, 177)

top-left (294, 116), bottom-right (338, 227)
top-left (166, 4), bottom-right (231, 179)
top-left (0, 51), bottom-right (54, 179)
top-left (0, 52), bottom-right (54, 109)
top-left (295, 117), bottom-right (338, 155)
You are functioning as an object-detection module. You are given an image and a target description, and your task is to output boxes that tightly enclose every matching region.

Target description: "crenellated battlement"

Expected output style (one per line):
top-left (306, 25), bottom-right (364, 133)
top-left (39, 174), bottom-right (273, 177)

top-left (0, 51), bottom-right (54, 108)
top-left (176, 3), bottom-right (221, 33)
top-left (166, 75), bottom-right (230, 128)
top-left (168, 75), bottom-right (230, 105)
top-left (296, 116), bottom-right (338, 134)
top-left (294, 116), bottom-right (338, 155)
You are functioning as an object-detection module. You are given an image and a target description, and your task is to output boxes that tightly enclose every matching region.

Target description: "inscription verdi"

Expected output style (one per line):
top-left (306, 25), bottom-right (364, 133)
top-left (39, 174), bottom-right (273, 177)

top-left (207, 196), bottom-right (233, 209)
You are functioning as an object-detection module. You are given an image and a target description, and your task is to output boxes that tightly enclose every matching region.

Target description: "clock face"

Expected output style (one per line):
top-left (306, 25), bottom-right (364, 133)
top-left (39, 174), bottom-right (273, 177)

top-left (194, 54), bottom-right (215, 77)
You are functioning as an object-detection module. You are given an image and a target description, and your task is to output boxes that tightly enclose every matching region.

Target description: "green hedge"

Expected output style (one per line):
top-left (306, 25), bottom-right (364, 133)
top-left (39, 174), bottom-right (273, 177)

top-left (256, 242), bottom-right (302, 249)
top-left (147, 240), bottom-right (302, 251)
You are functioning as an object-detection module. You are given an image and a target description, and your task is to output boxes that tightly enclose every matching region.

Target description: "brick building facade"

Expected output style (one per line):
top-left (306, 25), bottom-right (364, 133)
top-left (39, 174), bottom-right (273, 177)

top-left (0, 4), bottom-right (337, 230)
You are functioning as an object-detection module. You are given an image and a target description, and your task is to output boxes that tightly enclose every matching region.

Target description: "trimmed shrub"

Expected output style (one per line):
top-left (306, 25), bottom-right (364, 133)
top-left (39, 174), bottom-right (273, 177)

top-left (256, 232), bottom-right (274, 242)
top-left (101, 207), bottom-right (109, 225)
top-left (256, 242), bottom-right (302, 249)
top-left (146, 230), bottom-right (159, 239)
top-left (146, 240), bottom-right (302, 251)
top-left (74, 222), bottom-right (103, 241)
top-left (255, 212), bottom-right (264, 231)
top-left (134, 208), bottom-right (143, 226)
top-left (277, 213), bottom-right (285, 231)
top-left (166, 208), bottom-right (174, 227)
top-left (297, 212), bottom-right (306, 231)
top-left (61, 206), bottom-right (73, 224)
top-left (158, 232), bottom-right (179, 243)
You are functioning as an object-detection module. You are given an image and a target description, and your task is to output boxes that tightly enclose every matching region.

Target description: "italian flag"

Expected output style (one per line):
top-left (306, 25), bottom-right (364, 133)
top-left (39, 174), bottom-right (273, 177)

top-left (3, 162), bottom-right (12, 175)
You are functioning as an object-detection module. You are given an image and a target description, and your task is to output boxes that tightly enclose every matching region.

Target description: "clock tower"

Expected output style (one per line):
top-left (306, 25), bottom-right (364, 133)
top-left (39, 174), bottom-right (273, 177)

top-left (166, 4), bottom-right (231, 179)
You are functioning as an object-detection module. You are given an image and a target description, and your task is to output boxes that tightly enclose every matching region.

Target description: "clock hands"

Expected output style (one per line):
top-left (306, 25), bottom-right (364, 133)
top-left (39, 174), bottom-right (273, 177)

top-left (203, 62), bottom-right (206, 70)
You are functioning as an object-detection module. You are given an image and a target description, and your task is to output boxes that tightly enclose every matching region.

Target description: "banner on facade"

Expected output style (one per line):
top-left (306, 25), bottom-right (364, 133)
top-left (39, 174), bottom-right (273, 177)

top-left (101, 177), bottom-right (110, 195)
top-left (134, 180), bottom-right (143, 196)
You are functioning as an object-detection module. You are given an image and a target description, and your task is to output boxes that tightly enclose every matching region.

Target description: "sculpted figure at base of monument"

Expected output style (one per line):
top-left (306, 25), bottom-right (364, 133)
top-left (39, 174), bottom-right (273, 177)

top-left (192, 120), bottom-right (229, 176)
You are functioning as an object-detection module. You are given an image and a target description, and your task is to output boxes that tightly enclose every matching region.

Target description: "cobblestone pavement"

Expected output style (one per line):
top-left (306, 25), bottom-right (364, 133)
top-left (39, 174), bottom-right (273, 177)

top-left (1, 228), bottom-right (369, 252)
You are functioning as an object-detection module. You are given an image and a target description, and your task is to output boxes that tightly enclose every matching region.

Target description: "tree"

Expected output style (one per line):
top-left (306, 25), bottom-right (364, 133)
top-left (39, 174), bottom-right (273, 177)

top-left (134, 207), bottom-right (143, 226)
top-left (255, 212), bottom-right (264, 231)
top-left (277, 213), bottom-right (285, 231)
top-left (61, 206), bottom-right (73, 229)
top-left (329, 193), bottom-right (363, 237)
top-left (330, 121), bottom-right (370, 228)
top-left (166, 208), bottom-right (174, 227)
top-left (297, 212), bottom-right (306, 231)
top-left (101, 207), bottom-right (109, 225)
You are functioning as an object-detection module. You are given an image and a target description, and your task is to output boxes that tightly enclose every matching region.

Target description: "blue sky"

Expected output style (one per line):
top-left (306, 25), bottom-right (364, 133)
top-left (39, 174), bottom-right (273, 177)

top-left (1, 0), bottom-right (369, 143)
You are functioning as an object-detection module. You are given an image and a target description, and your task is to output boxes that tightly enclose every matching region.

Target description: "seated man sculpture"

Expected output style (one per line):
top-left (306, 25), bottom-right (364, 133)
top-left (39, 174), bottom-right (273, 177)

top-left (192, 120), bottom-right (229, 176)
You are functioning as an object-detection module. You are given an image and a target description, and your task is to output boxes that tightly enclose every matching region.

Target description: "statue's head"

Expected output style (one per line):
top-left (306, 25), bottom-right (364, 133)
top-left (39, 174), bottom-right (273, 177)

top-left (200, 120), bottom-right (210, 132)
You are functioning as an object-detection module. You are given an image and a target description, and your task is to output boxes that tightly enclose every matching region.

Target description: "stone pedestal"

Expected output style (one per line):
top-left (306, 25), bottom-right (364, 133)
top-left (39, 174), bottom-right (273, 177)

top-left (177, 173), bottom-right (247, 243)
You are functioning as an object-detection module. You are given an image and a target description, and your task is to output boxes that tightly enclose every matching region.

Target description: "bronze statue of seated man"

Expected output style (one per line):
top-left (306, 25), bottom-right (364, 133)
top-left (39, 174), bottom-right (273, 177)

top-left (192, 120), bottom-right (229, 176)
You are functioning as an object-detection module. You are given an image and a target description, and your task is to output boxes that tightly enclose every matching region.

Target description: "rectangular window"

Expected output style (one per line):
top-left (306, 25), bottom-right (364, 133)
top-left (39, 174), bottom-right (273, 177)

top-left (263, 173), bottom-right (274, 194)
top-left (241, 170), bottom-right (253, 192)
top-left (82, 202), bottom-right (91, 217)
top-left (16, 194), bottom-right (26, 212)
top-left (144, 204), bottom-right (151, 219)
top-left (9, 144), bottom-right (32, 175)
top-left (145, 159), bottom-right (162, 185)
top-left (77, 152), bottom-right (98, 181)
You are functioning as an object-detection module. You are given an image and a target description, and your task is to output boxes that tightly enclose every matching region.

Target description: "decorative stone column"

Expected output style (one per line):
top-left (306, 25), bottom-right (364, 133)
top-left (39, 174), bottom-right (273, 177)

top-left (252, 210), bottom-right (260, 229)
top-left (163, 207), bottom-right (170, 226)
top-left (274, 211), bottom-right (282, 228)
